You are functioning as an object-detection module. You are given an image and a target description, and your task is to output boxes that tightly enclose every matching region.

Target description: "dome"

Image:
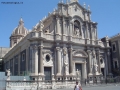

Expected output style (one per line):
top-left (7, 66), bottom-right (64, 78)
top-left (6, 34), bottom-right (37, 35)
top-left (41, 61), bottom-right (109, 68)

top-left (11, 18), bottom-right (28, 36)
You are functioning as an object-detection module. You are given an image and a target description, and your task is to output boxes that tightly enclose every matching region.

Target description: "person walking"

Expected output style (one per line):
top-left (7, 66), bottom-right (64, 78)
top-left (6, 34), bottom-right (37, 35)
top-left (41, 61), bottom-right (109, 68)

top-left (74, 81), bottom-right (82, 90)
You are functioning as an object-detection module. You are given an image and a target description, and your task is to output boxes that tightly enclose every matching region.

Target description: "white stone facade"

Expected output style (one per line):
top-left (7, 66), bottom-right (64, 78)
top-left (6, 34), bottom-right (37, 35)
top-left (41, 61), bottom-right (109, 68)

top-left (3, 0), bottom-right (112, 85)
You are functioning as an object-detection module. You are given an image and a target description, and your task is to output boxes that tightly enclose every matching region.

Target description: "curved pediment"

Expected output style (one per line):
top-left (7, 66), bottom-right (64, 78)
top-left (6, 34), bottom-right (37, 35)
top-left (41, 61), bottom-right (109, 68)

top-left (73, 50), bottom-right (88, 58)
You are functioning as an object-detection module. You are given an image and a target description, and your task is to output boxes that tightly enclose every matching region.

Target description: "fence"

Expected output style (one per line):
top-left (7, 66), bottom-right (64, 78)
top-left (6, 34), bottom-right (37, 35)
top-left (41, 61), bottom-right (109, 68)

top-left (80, 77), bottom-right (120, 86)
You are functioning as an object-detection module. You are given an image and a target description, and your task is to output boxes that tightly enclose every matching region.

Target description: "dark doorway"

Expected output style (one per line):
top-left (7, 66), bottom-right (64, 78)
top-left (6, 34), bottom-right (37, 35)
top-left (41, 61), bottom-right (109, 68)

top-left (101, 68), bottom-right (104, 76)
top-left (75, 63), bottom-right (82, 76)
top-left (44, 67), bottom-right (52, 80)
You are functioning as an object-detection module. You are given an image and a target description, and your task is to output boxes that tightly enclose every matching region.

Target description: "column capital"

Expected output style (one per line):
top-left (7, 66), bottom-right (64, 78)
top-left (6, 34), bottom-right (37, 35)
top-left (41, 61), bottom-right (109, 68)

top-left (56, 16), bottom-right (60, 21)
top-left (32, 45), bottom-right (38, 50)
top-left (87, 50), bottom-right (91, 53)
top-left (56, 47), bottom-right (61, 51)
top-left (68, 48), bottom-right (73, 52)
top-left (38, 45), bottom-right (43, 48)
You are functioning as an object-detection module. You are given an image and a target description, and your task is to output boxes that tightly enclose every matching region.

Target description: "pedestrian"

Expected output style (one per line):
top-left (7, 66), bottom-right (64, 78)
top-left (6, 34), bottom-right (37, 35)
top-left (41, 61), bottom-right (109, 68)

top-left (74, 81), bottom-right (82, 90)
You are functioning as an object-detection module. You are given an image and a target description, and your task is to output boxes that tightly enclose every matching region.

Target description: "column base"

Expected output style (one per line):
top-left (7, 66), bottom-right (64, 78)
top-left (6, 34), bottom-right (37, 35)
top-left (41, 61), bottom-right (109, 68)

top-left (56, 73), bottom-right (61, 76)
top-left (38, 73), bottom-right (44, 76)
top-left (88, 73), bottom-right (93, 76)
top-left (95, 72), bottom-right (100, 75)
top-left (69, 73), bottom-right (74, 76)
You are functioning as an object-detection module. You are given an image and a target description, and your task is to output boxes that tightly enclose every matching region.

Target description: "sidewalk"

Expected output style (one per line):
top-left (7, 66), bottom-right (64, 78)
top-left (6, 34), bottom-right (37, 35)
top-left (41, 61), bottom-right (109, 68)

top-left (82, 83), bottom-right (120, 88)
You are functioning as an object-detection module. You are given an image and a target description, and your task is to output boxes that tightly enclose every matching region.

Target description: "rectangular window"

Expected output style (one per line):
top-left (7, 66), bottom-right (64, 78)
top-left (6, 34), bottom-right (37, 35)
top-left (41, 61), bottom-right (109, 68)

top-left (112, 43), bottom-right (116, 52)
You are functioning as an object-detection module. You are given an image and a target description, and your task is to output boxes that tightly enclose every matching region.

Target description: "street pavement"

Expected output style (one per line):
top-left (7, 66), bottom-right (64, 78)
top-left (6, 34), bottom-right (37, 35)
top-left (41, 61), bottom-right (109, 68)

top-left (45, 84), bottom-right (120, 90)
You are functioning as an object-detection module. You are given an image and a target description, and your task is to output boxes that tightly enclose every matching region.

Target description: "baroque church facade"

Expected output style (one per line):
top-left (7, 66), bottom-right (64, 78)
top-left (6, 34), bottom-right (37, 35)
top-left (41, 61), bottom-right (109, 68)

top-left (4, 0), bottom-right (112, 81)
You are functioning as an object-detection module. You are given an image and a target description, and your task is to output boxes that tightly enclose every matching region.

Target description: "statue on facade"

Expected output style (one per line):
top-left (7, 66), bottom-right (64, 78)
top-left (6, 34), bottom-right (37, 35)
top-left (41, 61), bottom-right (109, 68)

top-left (75, 28), bottom-right (80, 37)
top-left (64, 62), bottom-right (69, 75)
top-left (94, 64), bottom-right (98, 72)
top-left (76, 69), bottom-right (81, 80)
top-left (63, 48), bottom-right (67, 55)
top-left (6, 69), bottom-right (10, 80)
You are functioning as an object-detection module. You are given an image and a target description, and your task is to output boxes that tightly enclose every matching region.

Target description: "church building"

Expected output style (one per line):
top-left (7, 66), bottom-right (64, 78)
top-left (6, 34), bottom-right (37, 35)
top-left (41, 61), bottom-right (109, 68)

top-left (3, 0), bottom-right (112, 82)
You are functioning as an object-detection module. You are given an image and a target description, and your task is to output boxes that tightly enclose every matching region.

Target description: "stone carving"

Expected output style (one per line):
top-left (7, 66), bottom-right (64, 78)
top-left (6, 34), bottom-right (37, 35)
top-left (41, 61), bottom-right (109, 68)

top-left (74, 27), bottom-right (80, 37)
top-left (6, 69), bottom-right (10, 80)
top-left (92, 50), bottom-right (96, 58)
top-left (39, 21), bottom-right (44, 31)
top-left (64, 62), bottom-right (69, 75)
top-left (63, 48), bottom-right (67, 55)
top-left (76, 69), bottom-right (81, 80)
top-left (94, 64), bottom-right (98, 72)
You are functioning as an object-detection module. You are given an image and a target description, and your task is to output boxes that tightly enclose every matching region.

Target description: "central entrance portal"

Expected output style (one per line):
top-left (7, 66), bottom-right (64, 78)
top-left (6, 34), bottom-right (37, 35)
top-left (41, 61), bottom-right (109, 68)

top-left (44, 67), bottom-right (52, 80)
top-left (75, 63), bottom-right (82, 77)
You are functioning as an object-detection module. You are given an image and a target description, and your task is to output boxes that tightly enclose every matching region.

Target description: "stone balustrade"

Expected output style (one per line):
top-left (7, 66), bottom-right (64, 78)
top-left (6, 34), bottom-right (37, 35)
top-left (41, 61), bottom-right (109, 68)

top-left (43, 34), bottom-right (54, 41)
top-left (31, 32), bottom-right (39, 38)
top-left (72, 37), bottom-right (85, 44)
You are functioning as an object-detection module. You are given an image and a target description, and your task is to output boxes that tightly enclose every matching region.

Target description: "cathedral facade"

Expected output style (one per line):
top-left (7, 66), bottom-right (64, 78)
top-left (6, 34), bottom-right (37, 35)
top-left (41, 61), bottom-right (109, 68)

top-left (4, 0), bottom-right (112, 82)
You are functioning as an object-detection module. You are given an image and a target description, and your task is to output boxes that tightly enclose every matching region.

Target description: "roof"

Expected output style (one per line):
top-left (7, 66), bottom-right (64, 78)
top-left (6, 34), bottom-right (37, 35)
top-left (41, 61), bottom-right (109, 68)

top-left (0, 47), bottom-right (10, 58)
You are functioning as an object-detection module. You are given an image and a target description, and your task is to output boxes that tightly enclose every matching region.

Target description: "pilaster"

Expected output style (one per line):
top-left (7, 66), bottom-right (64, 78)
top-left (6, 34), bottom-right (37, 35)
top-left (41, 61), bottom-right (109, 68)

top-left (107, 50), bottom-right (112, 75)
top-left (87, 50), bottom-right (92, 75)
top-left (90, 24), bottom-right (94, 45)
top-left (82, 61), bottom-right (87, 79)
top-left (39, 44), bottom-right (44, 75)
top-left (68, 47), bottom-right (73, 75)
top-left (85, 22), bottom-right (90, 44)
top-left (18, 54), bottom-right (20, 76)
top-left (55, 16), bottom-right (61, 40)
top-left (96, 49), bottom-right (101, 74)
top-left (26, 47), bottom-right (28, 75)
top-left (69, 21), bottom-right (73, 41)
top-left (56, 47), bottom-right (61, 76)
top-left (13, 58), bottom-right (14, 75)
top-left (32, 45), bottom-right (38, 75)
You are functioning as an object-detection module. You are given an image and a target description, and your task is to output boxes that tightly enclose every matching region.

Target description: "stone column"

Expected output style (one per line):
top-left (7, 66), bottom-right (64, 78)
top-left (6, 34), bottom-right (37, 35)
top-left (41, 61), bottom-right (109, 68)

top-left (87, 50), bottom-right (92, 75)
top-left (56, 47), bottom-right (61, 75)
top-left (18, 54), bottom-right (20, 75)
top-left (39, 46), bottom-right (44, 75)
top-left (63, 18), bottom-right (66, 35)
top-left (107, 50), bottom-right (112, 74)
top-left (69, 22), bottom-right (73, 36)
top-left (97, 50), bottom-right (101, 74)
top-left (85, 22), bottom-right (89, 39)
top-left (63, 46), bottom-right (69, 75)
top-left (26, 48), bottom-right (28, 75)
top-left (13, 58), bottom-right (14, 75)
top-left (69, 48), bottom-right (73, 75)
top-left (33, 45), bottom-right (38, 75)
top-left (82, 61), bottom-right (87, 79)
top-left (69, 22), bottom-right (73, 41)
top-left (56, 17), bottom-right (60, 34)
top-left (90, 24), bottom-right (93, 39)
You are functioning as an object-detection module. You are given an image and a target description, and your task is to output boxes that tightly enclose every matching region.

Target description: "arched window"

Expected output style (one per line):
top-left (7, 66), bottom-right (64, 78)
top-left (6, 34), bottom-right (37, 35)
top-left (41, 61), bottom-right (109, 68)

top-left (74, 20), bottom-right (80, 29)
top-left (100, 59), bottom-right (103, 64)
top-left (74, 20), bottom-right (81, 36)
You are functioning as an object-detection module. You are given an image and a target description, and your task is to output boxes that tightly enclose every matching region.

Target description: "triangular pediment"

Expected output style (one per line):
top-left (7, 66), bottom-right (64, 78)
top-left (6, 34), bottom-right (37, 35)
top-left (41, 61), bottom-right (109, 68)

top-left (68, 2), bottom-right (87, 20)
top-left (69, 1), bottom-right (87, 12)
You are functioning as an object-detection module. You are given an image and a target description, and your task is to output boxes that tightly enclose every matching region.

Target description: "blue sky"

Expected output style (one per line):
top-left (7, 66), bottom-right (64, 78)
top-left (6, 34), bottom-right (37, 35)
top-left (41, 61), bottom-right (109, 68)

top-left (0, 0), bottom-right (120, 47)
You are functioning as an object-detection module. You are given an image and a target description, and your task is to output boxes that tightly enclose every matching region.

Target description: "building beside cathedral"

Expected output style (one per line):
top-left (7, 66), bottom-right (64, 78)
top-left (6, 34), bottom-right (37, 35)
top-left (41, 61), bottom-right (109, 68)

top-left (3, 0), bottom-right (112, 82)
top-left (109, 34), bottom-right (120, 76)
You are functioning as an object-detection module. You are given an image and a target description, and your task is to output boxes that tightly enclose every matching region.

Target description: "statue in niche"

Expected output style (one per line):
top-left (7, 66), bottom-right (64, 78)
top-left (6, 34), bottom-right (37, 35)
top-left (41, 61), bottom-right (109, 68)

top-left (74, 20), bottom-right (81, 37)
top-left (64, 61), bottom-right (68, 75)
top-left (76, 69), bottom-right (81, 80)
top-left (63, 48), bottom-right (67, 55)
top-left (75, 28), bottom-right (80, 36)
